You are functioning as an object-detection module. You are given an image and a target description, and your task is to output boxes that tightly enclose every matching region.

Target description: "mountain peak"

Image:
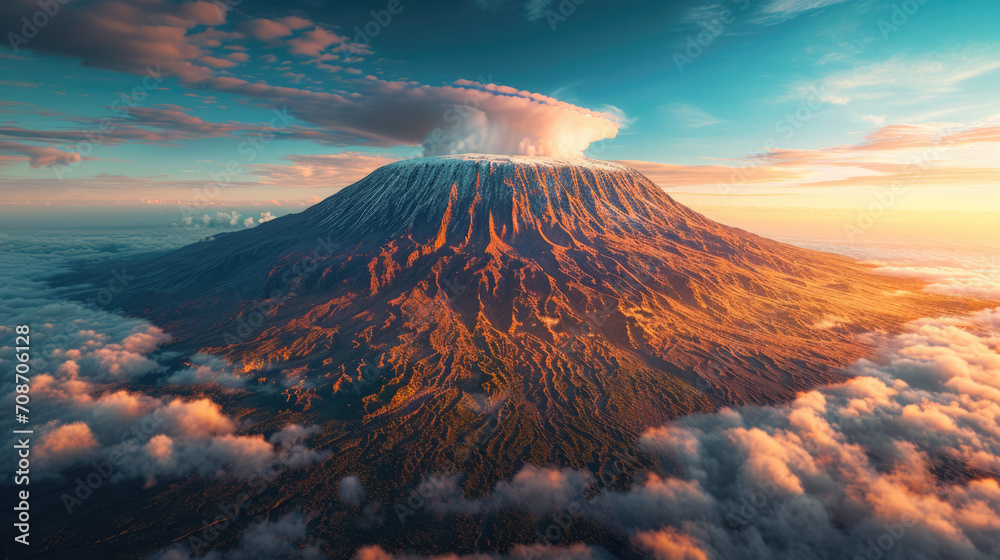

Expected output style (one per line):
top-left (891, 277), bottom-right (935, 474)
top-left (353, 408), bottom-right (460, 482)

top-left (307, 155), bottom-right (692, 242)
top-left (89, 155), bottom-right (984, 497)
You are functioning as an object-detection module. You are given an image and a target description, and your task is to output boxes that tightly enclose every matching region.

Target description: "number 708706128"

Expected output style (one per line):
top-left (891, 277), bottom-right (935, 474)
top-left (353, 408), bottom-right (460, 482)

top-left (14, 324), bottom-right (31, 426)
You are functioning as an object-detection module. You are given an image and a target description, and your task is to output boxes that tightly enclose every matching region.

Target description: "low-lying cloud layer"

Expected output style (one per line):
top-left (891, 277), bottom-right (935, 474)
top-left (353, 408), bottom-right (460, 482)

top-left (150, 512), bottom-right (325, 560)
top-left (0, 230), bottom-right (329, 487)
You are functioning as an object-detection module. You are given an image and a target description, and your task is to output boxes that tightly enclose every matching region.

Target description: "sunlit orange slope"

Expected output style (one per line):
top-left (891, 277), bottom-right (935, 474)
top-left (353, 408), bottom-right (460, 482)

top-left (102, 154), bottom-right (988, 487)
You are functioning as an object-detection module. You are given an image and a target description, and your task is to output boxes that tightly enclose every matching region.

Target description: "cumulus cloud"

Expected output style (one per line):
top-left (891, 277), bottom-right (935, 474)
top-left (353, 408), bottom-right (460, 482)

top-left (585, 307), bottom-right (1000, 560)
top-left (165, 353), bottom-right (246, 388)
top-left (27, 389), bottom-right (329, 481)
top-left (287, 27), bottom-right (348, 57)
top-left (368, 297), bottom-right (1000, 559)
top-left (339, 475), bottom-right (366, 505)
top-left (239, 19), bottom-right (294, 41)
top-left (489, 464), bottom-right (592, 515)
top-left (419, 80), bottom-right (622, 157)
top-left (633, 528), bottom-right (709, 560)
top-left (179, 212), bottom-right (265, 229)
top-left (149, 512), bottom-right (325, 559)
top-left (871, 259), bottom-right (1000, 300)
top-left (269, 424), bottom-right (330, 468)
top-left (35, 421), bottom-right (101, 470)
top-left (0, 0), bottom-right (623, 159)
top-left (0, 230), bottom-right (328, 483)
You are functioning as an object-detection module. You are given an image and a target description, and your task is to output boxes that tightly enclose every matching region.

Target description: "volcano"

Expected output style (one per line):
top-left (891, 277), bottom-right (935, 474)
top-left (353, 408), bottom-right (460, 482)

top-left (97, 154), bottom-right (979, 483)
top-left (55, 154), bottom-right (990, 556)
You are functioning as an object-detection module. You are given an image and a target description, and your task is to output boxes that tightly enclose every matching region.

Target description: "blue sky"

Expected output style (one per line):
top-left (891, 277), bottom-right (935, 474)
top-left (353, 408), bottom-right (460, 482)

top-left (0, 0), bottom-right (998, 232)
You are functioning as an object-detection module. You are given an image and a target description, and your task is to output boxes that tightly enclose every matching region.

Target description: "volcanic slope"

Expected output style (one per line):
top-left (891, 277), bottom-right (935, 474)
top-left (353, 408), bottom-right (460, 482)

top-left (94, 154), bottom-right (982, 486)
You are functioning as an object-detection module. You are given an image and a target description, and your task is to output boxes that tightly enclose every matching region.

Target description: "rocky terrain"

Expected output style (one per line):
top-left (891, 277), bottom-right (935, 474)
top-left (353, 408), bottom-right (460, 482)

top-left (49, 154), bottom-right (988, 558)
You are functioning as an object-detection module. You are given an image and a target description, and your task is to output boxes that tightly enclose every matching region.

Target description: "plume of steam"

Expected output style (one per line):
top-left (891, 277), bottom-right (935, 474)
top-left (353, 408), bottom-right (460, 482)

top-left (420, 81), bottom-right (624, 158)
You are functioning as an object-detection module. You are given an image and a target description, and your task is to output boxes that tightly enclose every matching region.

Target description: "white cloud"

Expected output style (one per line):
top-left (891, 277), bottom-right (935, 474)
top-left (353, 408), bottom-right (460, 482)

top-left (797, 50), bottom-right (1000, 107)
top-left (149, 512), bottom-right (325, 560)
top-left (165, 353), bottom-right (246, 388)
top-left (523, 0), bottom-right (555, 21)
top-left (664, 103), bottom-right (724, 128)
top-left (757, 0), bottom-right (850, 24)
top-left (477, 0), bottom-right (556, 22)
top-left (0, 230), bottom-right (329, 483)
top-left (179, 211), bottom-right (259, 229)
top-left (856, 114), bottom-right (888, 126)
top-left (339, 475), bottom-right (366, 504)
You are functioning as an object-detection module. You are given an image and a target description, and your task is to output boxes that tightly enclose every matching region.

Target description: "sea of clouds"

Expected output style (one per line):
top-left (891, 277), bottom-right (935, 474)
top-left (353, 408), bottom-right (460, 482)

top-left (349, 240), bottom-right (1000, 560)
top-left (2, 229), bottom-right (999, 560)
top-left (0, 228), bottom-right (330, 490)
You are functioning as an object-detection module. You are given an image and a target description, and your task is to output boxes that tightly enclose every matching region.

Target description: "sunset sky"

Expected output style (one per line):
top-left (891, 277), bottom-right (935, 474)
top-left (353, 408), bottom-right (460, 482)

top-left (4, 3), bottom-right (1000, 558)
top-left (0, 0), bottom-right (998, 239)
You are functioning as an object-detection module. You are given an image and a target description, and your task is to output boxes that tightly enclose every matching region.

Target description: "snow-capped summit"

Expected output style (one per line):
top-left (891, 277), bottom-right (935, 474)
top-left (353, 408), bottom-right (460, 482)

top-left (393, 153), bottom-right (628, 170)
top-left (308, 153), bottom-right (695, 239)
